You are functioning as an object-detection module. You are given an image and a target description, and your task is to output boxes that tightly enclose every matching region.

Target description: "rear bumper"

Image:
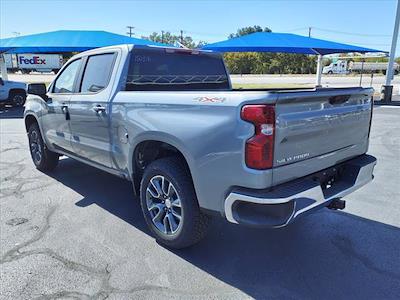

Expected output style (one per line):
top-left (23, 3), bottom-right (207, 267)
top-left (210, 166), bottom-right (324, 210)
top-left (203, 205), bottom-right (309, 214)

top-left (224, 154), bottom-right (376, 227)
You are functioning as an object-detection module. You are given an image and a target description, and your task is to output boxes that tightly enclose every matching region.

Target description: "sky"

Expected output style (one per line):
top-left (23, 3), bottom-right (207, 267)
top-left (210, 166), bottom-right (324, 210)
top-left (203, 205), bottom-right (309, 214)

top-left (1, 0), bottom-right (399, 54)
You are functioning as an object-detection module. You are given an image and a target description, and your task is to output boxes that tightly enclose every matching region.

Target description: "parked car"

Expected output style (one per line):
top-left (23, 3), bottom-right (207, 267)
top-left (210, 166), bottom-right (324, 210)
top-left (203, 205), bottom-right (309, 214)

top-left (24, 45), bottom-right (377, 248)
top-left (0, 77), bottom-right (27, 106)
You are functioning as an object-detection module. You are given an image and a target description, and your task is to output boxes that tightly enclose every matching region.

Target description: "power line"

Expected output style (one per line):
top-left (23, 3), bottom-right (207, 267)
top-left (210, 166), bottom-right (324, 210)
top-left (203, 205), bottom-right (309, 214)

top-left (278, 27), bottom-right (309, 33)
top-left (313, 27), bottom-right (391, 37)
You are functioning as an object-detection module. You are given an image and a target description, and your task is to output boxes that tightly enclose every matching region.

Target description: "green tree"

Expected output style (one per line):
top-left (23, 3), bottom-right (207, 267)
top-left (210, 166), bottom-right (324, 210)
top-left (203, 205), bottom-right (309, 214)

top-left (142, 31), bottom-right (203, 49)
top-left (228, 25), bottom-right (272, 38)
top-left (224, 52), bottom-right (259, 74)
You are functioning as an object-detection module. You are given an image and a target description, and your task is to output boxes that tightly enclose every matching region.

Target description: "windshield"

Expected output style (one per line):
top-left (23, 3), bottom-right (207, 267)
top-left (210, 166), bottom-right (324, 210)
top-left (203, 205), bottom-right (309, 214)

top-left (126, 48), bottom-right (230, 91)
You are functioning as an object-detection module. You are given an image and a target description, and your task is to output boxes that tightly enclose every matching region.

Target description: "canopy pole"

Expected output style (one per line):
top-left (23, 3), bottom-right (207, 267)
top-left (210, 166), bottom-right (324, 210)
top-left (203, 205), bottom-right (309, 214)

top-left (0, 54), bottom-right (8, 81)
top-left (315, 54), bottom-right (323, 87)
top-left (381, 0), bottom-right (400, 102)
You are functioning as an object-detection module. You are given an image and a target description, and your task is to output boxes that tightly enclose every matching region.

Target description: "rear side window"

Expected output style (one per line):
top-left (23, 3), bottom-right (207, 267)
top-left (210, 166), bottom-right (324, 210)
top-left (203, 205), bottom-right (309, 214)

top-left (80, 53), bottom-right (115, 93)
top-left (126, 49), bottom-right (229, 91)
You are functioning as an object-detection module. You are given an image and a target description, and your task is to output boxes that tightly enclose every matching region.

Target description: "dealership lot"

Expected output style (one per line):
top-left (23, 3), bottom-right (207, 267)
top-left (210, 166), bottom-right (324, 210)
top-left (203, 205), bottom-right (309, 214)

top-left (8, 73), bottom-right (400, 95)
top-left (0, 105), bottom-right (399, 299)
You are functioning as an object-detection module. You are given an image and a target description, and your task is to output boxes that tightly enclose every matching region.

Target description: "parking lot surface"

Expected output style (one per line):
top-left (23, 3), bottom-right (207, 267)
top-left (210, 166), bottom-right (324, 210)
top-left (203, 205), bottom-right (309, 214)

top-left (0, 105), bottom-right (399, 299)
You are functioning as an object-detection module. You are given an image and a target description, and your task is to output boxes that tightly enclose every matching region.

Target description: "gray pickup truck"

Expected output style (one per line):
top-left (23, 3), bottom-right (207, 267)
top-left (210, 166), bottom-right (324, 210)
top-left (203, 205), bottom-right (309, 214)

top-left (24, 44), bottom-right (376, 248)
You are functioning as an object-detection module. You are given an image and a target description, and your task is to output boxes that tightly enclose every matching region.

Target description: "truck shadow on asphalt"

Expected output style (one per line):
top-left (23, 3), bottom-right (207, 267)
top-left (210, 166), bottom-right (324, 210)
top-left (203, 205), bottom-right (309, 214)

top-left (49, 157), bottom-right (400, 300)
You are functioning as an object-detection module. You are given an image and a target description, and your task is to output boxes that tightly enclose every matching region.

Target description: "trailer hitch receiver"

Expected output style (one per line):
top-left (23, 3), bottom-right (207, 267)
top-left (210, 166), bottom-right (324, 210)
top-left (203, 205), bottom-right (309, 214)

top-left (327, 198), bottom-right (346, 210)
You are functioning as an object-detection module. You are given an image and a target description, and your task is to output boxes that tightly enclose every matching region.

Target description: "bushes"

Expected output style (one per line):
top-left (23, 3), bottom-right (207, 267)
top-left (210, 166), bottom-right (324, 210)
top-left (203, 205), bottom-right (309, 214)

top-left (224, 52), bottom-right (317, 75)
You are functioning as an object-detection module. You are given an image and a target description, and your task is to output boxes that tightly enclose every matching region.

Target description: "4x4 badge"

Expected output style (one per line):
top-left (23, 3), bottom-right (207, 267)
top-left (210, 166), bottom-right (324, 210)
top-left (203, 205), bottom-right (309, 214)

top-left (194, 96), bottom-right (226, 103)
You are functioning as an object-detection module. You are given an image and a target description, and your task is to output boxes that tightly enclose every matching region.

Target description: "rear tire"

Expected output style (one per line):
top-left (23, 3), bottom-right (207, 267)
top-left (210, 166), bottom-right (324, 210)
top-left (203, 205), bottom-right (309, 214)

top-left (140, 157), bottom-right (210, 249)
top-left (28, 123), bottom-right (59, 171)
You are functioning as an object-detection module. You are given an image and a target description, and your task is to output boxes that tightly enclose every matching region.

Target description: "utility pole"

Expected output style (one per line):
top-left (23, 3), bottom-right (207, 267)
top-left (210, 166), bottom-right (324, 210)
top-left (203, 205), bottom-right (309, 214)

top-left (315, 54), bottom-right (323, 87)
top-left (161, 30), bottom-right (164, 43)
top-left (308, 27), bottom-right (312, 38)
top-left (381, 0), bottom-right (400, 103)
top-left (180, 30), bottom-right (184, 44)
top-left (126, 26), bottom-right (135, 37)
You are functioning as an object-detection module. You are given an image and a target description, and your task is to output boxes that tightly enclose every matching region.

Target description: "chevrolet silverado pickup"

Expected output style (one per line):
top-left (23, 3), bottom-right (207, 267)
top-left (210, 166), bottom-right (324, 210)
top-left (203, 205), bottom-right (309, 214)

top-left (24, 44), bottom-right (377, 248)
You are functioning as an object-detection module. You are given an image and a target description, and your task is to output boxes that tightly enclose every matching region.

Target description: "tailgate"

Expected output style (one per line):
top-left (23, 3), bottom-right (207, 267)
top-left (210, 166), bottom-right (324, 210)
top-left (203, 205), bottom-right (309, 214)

top-left (273, 88), bottom-right (373, 185)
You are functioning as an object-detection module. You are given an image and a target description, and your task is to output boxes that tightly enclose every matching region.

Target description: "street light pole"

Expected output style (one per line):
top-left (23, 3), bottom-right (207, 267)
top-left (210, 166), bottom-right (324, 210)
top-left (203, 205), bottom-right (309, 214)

top-left (381, 0), bottom-right (400, 102)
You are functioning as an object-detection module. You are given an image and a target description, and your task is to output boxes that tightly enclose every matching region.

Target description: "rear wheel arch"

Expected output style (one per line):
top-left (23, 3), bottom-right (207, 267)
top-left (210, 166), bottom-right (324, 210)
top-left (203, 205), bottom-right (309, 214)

top-left (9, 88), bottom-right (26, 98)
top-left (132, 140), bottom-right (194, 194)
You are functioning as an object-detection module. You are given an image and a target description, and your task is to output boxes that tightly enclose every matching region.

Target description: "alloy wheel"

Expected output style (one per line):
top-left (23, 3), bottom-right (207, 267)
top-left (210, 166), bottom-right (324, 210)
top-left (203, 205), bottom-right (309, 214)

top-left (146, 175), bottom-right (182, 235)
top-left (30, 130), bottom-right (42, 164)
top-left (13, 94), bottom-right (25, 106)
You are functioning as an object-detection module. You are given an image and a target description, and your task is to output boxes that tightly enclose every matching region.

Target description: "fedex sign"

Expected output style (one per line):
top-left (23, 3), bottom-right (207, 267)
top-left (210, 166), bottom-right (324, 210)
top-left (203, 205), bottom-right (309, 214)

top-left (18, 56), bottom-right (46, 65)
top-left (15, 54), bottom-right (62, 70)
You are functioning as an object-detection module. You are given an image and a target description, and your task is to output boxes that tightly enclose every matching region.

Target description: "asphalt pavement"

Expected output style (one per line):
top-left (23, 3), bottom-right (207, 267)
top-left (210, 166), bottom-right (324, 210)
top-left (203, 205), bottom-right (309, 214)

top-left (0, 105), bottom-right (399, 299)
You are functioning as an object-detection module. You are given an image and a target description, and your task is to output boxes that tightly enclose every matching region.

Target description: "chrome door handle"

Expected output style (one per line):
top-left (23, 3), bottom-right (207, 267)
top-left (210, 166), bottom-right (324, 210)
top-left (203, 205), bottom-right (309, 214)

top-left (93, 105), bottom-right (106, 113)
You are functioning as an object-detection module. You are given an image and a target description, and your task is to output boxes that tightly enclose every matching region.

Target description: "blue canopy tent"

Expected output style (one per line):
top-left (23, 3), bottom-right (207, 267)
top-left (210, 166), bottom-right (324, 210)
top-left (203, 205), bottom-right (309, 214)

top-left (202, 32), bottom-right (384, 86)
top-left (0, 30), bottom-right (167, 53)
top-left (0, 30), bottom-right (169, 79)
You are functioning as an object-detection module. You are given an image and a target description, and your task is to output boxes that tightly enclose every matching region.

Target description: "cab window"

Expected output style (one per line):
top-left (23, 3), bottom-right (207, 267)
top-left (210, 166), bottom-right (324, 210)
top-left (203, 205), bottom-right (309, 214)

top-left (53, 59), bottom-right (81, 93)
top-left (126, 49), bottom-right (229, 91)
top-left (80, 53), bottom-right (115, 93)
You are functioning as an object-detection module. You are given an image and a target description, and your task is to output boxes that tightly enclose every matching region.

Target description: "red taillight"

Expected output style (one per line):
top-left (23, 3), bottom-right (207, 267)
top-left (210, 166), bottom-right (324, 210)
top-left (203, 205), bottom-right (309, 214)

top-left (241, 104), bottom-right (275, 169)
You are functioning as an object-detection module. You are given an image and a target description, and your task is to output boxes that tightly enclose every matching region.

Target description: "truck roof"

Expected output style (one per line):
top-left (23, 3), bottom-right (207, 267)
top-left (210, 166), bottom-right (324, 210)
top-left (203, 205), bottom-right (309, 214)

top-left (70, 44), bottom-right (215, 61)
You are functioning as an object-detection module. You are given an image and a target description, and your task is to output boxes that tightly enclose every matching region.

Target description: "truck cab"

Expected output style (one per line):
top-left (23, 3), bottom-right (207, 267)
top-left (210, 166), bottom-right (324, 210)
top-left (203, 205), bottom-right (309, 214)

top-left (0, 77), bottom-right (27, 106)
top-left (323, 60), bottom-right (348, 74)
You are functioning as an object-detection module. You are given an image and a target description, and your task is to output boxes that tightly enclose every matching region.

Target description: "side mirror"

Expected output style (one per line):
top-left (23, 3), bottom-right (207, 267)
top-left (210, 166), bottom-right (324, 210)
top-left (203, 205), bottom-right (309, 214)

top-left (28, 83), bottom-right (47, 98)
top-left (0, 78), bottom-right (4, 85)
